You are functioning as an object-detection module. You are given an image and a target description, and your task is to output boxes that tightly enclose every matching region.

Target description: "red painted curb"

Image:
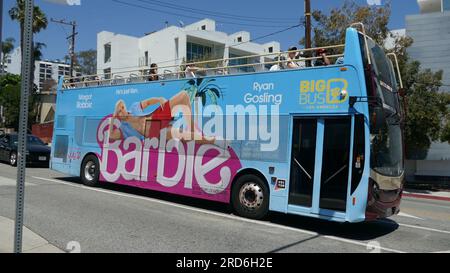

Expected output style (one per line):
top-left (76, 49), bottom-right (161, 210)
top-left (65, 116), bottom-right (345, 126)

top-left (403, 193), bottom-right (450, 202)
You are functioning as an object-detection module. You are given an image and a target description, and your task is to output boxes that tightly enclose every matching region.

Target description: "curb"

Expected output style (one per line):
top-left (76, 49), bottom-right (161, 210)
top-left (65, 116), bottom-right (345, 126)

top-left (403, 193), bottom-right (450, 202)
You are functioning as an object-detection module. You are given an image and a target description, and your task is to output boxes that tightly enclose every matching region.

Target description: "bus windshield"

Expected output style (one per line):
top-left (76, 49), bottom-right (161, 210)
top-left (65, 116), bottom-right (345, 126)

top-left (359, 34), bottom-right (405, 177)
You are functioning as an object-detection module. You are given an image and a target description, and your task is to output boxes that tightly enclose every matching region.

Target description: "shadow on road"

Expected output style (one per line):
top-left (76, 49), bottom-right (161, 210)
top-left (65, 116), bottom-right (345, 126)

top-left (57, 177), bottom-right (399, 242)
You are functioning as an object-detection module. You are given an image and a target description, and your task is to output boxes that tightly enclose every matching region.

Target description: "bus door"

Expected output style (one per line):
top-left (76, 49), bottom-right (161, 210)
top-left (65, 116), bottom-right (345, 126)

top-left (289, 116), bottom-right (353, 215)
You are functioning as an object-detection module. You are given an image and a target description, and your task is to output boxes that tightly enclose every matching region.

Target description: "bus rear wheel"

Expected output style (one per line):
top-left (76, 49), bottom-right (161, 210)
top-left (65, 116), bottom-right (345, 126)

top-left (232, 174), bottom-right (269, 220)
top-left (81, 155), bottom-right (100, 187)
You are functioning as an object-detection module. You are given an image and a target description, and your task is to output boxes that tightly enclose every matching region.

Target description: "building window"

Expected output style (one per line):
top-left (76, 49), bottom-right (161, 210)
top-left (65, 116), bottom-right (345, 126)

top-left (186, 42), bottom-right (212, 62)
top-left (268, 47), bottom-right (274, 53)
top-left (201, 25), bottom-right (206, 30)
top-left (144, 51), bottom-right (149, 66)
top-left (104, 68), bottom-right (112, 79)
top-left (229, 53), bottom-right (256, 73)
top-left (237, 36), bottom-right (242, 42)
top-left (104, 43), bottom-right (112, 63)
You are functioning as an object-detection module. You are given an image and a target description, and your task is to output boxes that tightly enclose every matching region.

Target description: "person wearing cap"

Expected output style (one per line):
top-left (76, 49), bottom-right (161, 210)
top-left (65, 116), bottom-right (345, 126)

top-left (314, 48), bottom-right (331, 66)
top-left (286, 46), bottom-right (300, 69)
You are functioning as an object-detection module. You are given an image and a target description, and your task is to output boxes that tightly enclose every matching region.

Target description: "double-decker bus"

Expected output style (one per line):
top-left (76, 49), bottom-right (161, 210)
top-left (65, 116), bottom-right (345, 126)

top-left (51, 25), bottom-right (405, 222)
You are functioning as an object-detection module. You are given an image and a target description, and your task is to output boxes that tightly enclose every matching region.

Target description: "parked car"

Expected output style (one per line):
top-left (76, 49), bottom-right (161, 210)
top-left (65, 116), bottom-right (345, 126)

top-left (0, 133), bottom-right (51, 167)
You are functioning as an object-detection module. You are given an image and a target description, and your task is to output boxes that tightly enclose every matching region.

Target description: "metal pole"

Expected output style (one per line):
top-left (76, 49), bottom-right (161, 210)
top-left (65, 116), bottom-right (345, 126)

top-left (51, 19), bottom-right (77, 76)
top-left (304, 0), bottom-right (312, 67)
top-left (0, 0), bottom-right (4, 75)
top-left (14, 0), bottom-right (34, 254)
top-left (70, 22), bottom-right (76, 77)
top-left (305, 0), bottom-right (311, 49)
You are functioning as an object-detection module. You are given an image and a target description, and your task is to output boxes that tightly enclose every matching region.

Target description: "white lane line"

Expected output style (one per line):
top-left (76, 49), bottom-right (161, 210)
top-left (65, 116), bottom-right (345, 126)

top-left (398, 212), bottom-right (424, 220)
top-left (396, 223), bottom-right (450, 235)
top-left (32, 176), bottom-right (405, 253)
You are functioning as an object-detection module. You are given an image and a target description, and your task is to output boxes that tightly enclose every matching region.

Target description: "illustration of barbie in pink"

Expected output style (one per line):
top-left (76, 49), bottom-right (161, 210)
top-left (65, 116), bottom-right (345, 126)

top-left (109, 90), bottom-right (218, 145)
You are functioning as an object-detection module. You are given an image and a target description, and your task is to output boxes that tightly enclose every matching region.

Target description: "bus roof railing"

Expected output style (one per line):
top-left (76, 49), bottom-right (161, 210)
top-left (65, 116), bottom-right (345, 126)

top-left (349, 22), bottom-right (372, 65)
top-left (62, 44), bottom-right (345, 90)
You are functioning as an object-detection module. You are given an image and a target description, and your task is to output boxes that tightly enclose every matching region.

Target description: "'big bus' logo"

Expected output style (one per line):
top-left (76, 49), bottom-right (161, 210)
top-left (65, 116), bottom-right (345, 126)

top-left (300, 78), bottom-right (349, 105)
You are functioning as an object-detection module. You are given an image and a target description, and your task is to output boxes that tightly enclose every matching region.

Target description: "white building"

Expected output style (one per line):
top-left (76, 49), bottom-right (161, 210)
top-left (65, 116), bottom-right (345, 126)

top-left (1, 47), bottom-right (21, 75)
top-left (97, 19), bottom-right (281, 78)
top-left (2, 47), bottom-right (81, 92)
top-left (34, 60), bottom-right (82, 92)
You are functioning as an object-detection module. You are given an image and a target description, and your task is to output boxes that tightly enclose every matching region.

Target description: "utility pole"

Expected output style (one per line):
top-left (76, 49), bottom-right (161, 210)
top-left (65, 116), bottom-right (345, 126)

top-left (51, 18), bottom-right (77, 76)
top-left (14, 0), bottom-right (34, 253)
top-left (304, 0), bottom-right (312, 66)
top-left (0, 0), bottom-right (4, 75)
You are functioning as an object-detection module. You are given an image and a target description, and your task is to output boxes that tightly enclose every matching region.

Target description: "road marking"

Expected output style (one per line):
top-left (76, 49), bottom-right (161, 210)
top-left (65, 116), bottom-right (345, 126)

top-left (403, 193), bottom-right (450, 202)
top-left (396, 223), bottom-right (450, 235)
top-left (32, 176), bottom-right (405, 253)
top-left (398, 212), bottom-right (424, 220)
top-left (0, 176), bottom-right (36, 187)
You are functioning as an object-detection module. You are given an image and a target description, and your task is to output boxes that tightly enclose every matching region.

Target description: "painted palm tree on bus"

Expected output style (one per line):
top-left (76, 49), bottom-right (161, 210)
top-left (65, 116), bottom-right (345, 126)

top-left (183, 78), bottom-right (223, 133)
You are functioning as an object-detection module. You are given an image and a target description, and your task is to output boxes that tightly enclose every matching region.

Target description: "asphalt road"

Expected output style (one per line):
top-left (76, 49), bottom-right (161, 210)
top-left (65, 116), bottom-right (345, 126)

top-left (0, 163), bottom-right (449, 253)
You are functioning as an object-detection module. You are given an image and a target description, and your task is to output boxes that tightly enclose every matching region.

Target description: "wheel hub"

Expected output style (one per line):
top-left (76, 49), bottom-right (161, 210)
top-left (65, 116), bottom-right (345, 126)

top-left (84, 161), bottom-right (96, 181)
top-left (239, 182), bottom-right (264, 210)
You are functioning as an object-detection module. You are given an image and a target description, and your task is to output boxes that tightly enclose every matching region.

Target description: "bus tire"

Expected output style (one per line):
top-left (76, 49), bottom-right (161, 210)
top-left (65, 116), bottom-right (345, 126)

top-left (232, 174), bottom-right (269, 220)
top-left (80, 154), bottom-right (100, 187)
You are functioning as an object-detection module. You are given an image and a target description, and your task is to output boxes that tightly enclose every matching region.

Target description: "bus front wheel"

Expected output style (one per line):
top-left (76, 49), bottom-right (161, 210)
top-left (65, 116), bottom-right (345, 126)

top-left (81, 155), bottom-right (100, 187)
top-left (232, 174), bottom-right (269, 220)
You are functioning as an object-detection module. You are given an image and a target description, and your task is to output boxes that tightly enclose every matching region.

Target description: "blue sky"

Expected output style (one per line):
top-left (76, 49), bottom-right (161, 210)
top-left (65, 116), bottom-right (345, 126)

top-left (1, 0), bottom-right (419, 60)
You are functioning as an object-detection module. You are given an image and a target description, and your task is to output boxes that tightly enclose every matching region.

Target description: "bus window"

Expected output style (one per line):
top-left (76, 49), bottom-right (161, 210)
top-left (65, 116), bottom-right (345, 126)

top-left (54, 135), bottom-right (69, 162)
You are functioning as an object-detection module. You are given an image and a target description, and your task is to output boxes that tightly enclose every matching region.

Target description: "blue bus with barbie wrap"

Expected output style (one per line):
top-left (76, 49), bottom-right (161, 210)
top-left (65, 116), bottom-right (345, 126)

top-left (51, 25), bottom-right (405, 223)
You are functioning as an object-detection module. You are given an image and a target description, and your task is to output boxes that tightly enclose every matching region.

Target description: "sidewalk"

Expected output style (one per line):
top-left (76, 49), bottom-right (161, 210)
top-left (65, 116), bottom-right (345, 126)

top-left (0, 216), bottom-right (64, 253)
top-left (403, 189), bottom-right (450, 202)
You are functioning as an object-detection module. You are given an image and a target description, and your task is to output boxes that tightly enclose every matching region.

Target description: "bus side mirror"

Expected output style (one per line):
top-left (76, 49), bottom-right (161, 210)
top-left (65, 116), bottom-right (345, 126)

top-left (398, 88), bottom-right (407, 98)
top-left (370, 106), bottom-right (385, 134)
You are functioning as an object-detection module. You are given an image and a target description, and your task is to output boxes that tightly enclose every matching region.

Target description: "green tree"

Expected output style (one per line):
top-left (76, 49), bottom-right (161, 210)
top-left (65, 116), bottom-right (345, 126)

top-left (307, 0), bottom-right (450, 159)
top-left (0, 74), bottom-right (38, 129)
top-left (74, 49), bottom-right (97, 75)
top-left (304, 1), bottom-right (390, 48)
top-left (388, 31), bottom-right (450, 158)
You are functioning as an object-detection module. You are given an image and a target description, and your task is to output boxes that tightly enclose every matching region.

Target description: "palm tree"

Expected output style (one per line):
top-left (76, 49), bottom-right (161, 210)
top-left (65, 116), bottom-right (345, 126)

top-left (1, 37), bottom-right (15, 73)
top-left (183, 78), bottom-right (223, 132)
top-left (9, 0), bottom-right (48, 55)
top-left (9, 0), bottom-right (48, 91)
top-left (184, 78), bottom-right (222, 106)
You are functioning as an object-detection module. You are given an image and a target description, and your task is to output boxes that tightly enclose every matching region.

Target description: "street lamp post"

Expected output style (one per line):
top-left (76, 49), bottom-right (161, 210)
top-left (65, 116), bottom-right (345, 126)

top-left (14, 0), bottom-right (34, 253)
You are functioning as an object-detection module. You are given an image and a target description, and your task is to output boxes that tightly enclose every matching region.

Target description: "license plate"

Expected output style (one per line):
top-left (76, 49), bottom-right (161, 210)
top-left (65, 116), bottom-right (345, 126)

top-left (39, 156), bottom-right (47, 161)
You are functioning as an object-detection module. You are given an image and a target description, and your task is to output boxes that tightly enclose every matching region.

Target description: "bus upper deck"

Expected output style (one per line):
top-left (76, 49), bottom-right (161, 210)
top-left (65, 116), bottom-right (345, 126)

top-left (60, 44), bottom-right (346, 90)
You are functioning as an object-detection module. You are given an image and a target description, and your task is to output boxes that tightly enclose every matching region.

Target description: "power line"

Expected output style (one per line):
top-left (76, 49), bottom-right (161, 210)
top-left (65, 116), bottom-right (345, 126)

top-left (136, 0), bottom-right (299, 24)
top-left (111, 0), bottom-right (297, 28)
